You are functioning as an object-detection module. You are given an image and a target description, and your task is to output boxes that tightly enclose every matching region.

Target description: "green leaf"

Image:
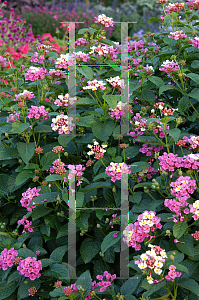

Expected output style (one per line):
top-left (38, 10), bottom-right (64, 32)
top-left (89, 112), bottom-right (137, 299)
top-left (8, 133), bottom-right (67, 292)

top-left (121, 276), bottom-right (142, 295)
top-left (46, 51), bottom-right (59, 58)
top-left (10, 121), bottom-right (30, 134)
top-left (17, 142), bottom-right (35, 164)
top-left (178, 96), bottom-right (189, 112)
top-left (101, 231), bottom-right (121, 253)
top-left (130, 161), bottom-right (150, 173)
top-left (29, 192), bottom-right (58, 205)
top-left (178, 279), bottom-right (199, 296)
top-left (45, 174), bottom-right (63, 181)
top-left (34, 124), bottom-right (52, 132)
top-left (24, 163), bottom-right (39, 169)
top-left (17, 248), bottom-right (36, 258)
top-left (0, 281), bottom-right (17, 300)
top-left (159, 85), bottom-right (176, 95)
top-left (191, 60), bottom-right (199, 68)
top-left (75, 270), bottom-right (92, 297)
top-left (76, 66), bottom-right (94, 80)
top-left (186, 73), bottom-right (199, 84)
top-left (0, 174), bottom-right (9, 195)
top-left (93, 173), bottom-right (110, 182)
top-left (142, 279), bottom-right (166, 297)
top-left (76, 97), bottom-right (96, 105)
top-left (140, 90), bottom-right (156, 102)
top-left (121, 146), bottom-right (140, 159)
top-left (50, 288), bottom-right (65, 297)
top-left (102, 95), bottom-right (120, 110)
top-left (31, 206), bottom-right (53, 221)
top-left (58, 135), bottom-right (74, 147)
top-left (187, 88), bottom-right (199, 101)
top-left (15, 170), bottom-right (34, 186)
top-left (81, 181), bottom-right (111, 193)
top-left (76, 192), bottom-right (85, 208)
top-left (40, 258), bottom-right (54, 268)
top-left (57, 224), bottom-right (68, 239)
top-left (40, 151), bottom-right (58, 170)
top-left (176, 234), bottom-right (194, 256)
top-left (189, 244), bottom-right (199, 261)
top-left (80, 238), bottom-right (101, 264)
top-left (40, 224), bottom-right (51, 237)
top-left (0, 147), bottom-right (19, 160)
top-left (49, 264), bottom-right (69, 282)
top-left (78, 27), bottom-right (96, 35)
top-left (173, 222), bottom-right (188, 239)
top-left (92, 120), bottom-right (115, 141)
top-left (148, 76), bottom-right (165, 87)
top-left (50, 245), bottom-right (68, 263)
top-left (167, 128), bottom-right (181, 142)
top-left (129, 192), bottom-right (143, 204)
top-left (17, 279), bottom-right (41, 299)
top-left (163, 36), bottom-right (177, 47)
top-left (76, 213), bottom-right (90, 231)
top-left (100, 39), bottom-right (117, 48)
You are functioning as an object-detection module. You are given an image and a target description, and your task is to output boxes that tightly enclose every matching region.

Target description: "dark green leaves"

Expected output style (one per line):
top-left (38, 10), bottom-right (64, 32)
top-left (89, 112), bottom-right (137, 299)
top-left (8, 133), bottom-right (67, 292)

top-left (102, 95), bottom-right (120, 110)
top-left (173, 222), bottom-right (188, 239)
top-left (80, 238), bottom-right (100, 263)
top-left (92, 120), bottom-right (115, 141)
top-left (17, 142), bottom-right (35, 164)
top-left (101, 231), bottom-right (121, 253)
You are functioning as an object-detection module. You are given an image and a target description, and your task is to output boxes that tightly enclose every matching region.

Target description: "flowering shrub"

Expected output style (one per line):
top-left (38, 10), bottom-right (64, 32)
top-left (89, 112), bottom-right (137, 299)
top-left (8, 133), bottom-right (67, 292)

top-left (1, 1), bottom-right (199, 299)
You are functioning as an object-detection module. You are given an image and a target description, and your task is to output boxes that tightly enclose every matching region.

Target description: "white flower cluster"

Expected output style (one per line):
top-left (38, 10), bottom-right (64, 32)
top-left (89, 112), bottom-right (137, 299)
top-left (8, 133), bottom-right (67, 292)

top-left (87, 141), bottom-right (107, 156)
top-left (83, 79), bottom-right (106, 91)
top-left (106, 76), bottom-right (125, 89)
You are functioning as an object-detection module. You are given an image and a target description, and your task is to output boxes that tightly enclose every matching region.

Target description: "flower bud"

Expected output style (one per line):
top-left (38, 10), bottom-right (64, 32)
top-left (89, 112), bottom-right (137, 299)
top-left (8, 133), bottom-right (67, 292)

top-left (64, 152), bottom-right (68, 157)
top-left (5, 133), bottom-right (9, 138)
top-left (112, 186), bottom-right (116, 193)
top-left (97, 224), bottom-right (101, 228)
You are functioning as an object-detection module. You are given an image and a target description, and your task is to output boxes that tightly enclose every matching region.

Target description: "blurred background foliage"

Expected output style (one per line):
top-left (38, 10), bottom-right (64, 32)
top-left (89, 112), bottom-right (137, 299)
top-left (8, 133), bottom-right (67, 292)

top-left (4, 0), bottom-right (187, 40)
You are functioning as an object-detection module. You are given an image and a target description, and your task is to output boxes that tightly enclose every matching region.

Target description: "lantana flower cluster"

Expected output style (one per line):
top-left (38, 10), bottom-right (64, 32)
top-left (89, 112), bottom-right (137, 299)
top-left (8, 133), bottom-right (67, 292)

top-left (123, 211), bottom-right (162, 251)
top-left (14, 90), bottom-right (35, 102)
top-left (168, 30), bottom-right (187, 40)
top-left (49, 159), bottom-right (67, 175)
top-left (49, 69), bottom-right (67, 79)
top-left (159, 60), bottom-right (179, 77)
top-left (20, 187), bottom-right (41, 211)
top-left (132, 166), bottom-right (158, 183)
top-left (83, 79), bottom-right (106, 91)
top-left (6, 111), bottom-right (20, 122)
top-left (67, 164), bottom-right (85, 186)
top-left (25, 66), bottom-right (48, 81)
top-left (55, 53), bottom-right (75, 69)
top-left (54, 94), bottom-right (77, 107)
top-left (164, 176), bottom-right (197, 222)
top-left (27, 105), bottom-right (49, 120)
top-left (87, 141), bottom-right (107, 160)
top-left (108, 101), bottom-right (133, 119)
top-left (106, 76), bottom-right (125, 89)
top-left (0, 248), bottom-right (18, 270)
top-left (165, 2), bottom-right (184, 14)
top-left (17, 256), bottom-right (42, 280)
top-left (189, 200), bottom-right (199, 220)
top-left (139, 144), bottom-right (164, 157)
top-left (135, 244), bottom-right (167, 284)
top-left (94, 14), bottom-right (114, 27)
top-left (176, 135), bottom-right (199, 151)
top-left (18, 216), bottom-right (34, 234)
top-left (105, 162), bottom-right (131, 182)
top-left (165, 265), bottom-right (182, 282)
top-left (96, 271), bottom-right (116, 292)
top-left (51, 114), bottom-right (75, 134)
